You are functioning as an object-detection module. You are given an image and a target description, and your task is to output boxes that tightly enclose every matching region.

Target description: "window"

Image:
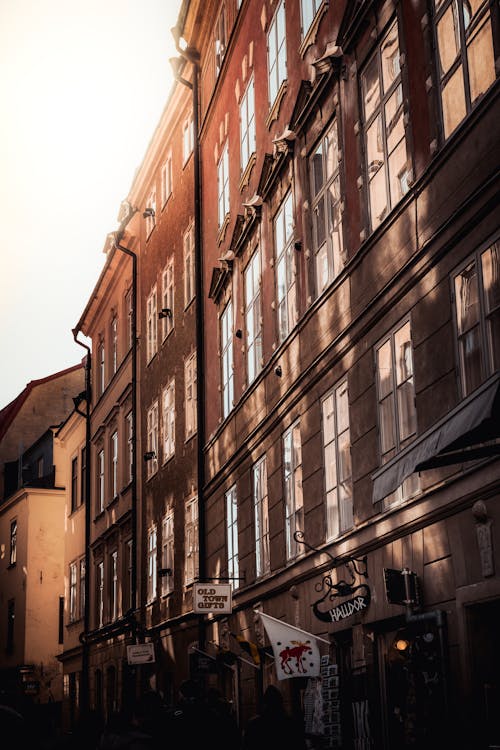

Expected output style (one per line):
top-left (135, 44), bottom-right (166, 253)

top-left (96, 561), bottom-right (104, 628)
top-left (110, 430), bottom-right (118, 499)
top-left (185, 498), bottom-right (199, 585)
top-left (7, 599), bottom-right (15, 653)
top-left (69, 562), bottom-right (78, 622)
top-left (361, 19), bottom-right (410, 230)
top-left (283, 421), bottom-right (304, 561)
top-left (240, 76), bottom-right (256, 172)
top-left (161, 258), bottom-right (174, 340)
top-left (267, 0), bottom-right (287, 106)
top-left (109, 550), bottom-right (118, 622)
top-left (275, 192), bottom-right (297, 342)
top-left (322, 380), bottom-right (353, 540)
top-left (184, 224), bottom-right (195, 306)
top-left (301, 0), bottom-right (322, 37)
top-left (310, 119), bottom-right (344, 295)
top-left (111, 315), bottom-right (118, 375)
top-left (79, 558), bottom-right (86, 620)
top-left (161, 153), bottom-right (172, 207)
top-left (98, 340), bottom-right (105, 396)
top-left (253, 456), bottom-right (270, 577)
top-left (226, 485), bottom-right (239, 591)
top-left (434, 0), bottom-right (496, 139)
top-left (97, 449), bottom-right (105, 514)
top-left (376, 319), bottom-right (419, 506)
top-left (124, 540), bottom-right (133, 613)
top-left (183, 117), bottom-right (194, 164)
top-left (245, 250), bottom-right (263, 384)
top-left (162, 379), bottom-right (175, 461)
top-left (125, 288), bottom-right (133, 351)
top-left (71, 457), bottom-right (78, 512)
top-left (81, 446), bottom-right (87, 504)
top-left (9, 519), bottom-right (17, 565)
top-left (218, 141), bottom-right (230, 228)
top-left (146, 286), bottom-right (158, 362)
top-left (147, 525), bottom-right (157, 602)
top-left (161, 512), bottom-right (174, 596)
top-left (221, 301), bottom-right (234, 419)
top-left (146, 400), bottom-right (159, 478)
top-left (125, 411), bottom-right (133, 485)
top-left (454, 241), bottom-right (500, 397)
top-left (145, 188), bottom-right (156, 237)
top-left (215, 5), bottom-right (226, 76)
top-left (185, 352), bottom-right (197, 439)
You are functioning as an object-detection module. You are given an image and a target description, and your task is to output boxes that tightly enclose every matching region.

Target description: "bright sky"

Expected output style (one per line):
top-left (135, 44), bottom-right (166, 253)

top-left (0, 0), bottom-right (182, 409)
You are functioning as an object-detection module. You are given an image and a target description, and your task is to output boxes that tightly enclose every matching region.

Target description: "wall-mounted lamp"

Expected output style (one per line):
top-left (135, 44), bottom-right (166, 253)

top-left (143, 207), bottom-right (155, 219)
top-left (143, 451), bottom-right (156, 462)
top-left (159, 308), bottom-right (172, 319)
top-left (158, 567), bottom-right (172, 577)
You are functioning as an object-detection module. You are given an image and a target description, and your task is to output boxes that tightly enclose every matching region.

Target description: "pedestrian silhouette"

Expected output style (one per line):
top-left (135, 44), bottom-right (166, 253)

top-left (242, 684), bottom-right (307, 750)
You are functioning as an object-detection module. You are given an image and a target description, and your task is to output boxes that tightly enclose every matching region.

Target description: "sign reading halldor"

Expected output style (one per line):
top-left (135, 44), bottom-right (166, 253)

top-left (193, 583), bottom-right (232, 614)
top-left (127, 643), bottom-right (155, 665)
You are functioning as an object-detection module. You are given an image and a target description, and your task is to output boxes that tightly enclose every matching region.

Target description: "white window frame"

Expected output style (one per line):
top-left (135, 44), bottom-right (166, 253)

top-left (183, 116), bottom-right (194, 164)
top-left (361, 19), bottom-right (410, 231)
top-left (161, 153), bottom-right (173, 207)
top-left (161, 512), bottom-right (174, 596)
top-left (218, 141), bottom-right (230, 228)
top-left (146, 285), bottom-right (158, 362)
top-left (283, 420), bottom-right (304, 561)
top-left (253, 456), bottom-right (270, 578)
top-left (226, 485), bottom-right (240, 590)
top-left (240, 75), bottom-right (256, 172)
top-left (111, 315), bottom-right (118, 375)
top-left (184, 223), bottom-right (195, 307)
top-left (215, 4), bottom-right (226, 77)
top-left (79, 558), bottom-right (85, 620)
top-left (125, 288), bottom-right (133, 351)
top-left (69, 561), bottom-right (78, 622)
top-left (125, 411), bottom-right (133, 485)
top-left (310, 118), bottom-right (344, 296)
top-left (185, 497), bottom-right (199, 585)
top-left (322, 379), bottom-right (353, 540)
top-left (9, 519), bottom-right (16, 565)
top-left (161, 258), bottom-right (174, 340)
top-left (109, 550), bottom-right (118, 622)
top-left (147, 525), bottom-right (157, 603)
top-left (375, 318), bottom-right (419, 507)
top-left (453, 241), bottom-right (500, 397)
top-left (98, 340), bottom-right (105, 396)
top-left (162, 379), bottom-right (175, 462)
top-left (110, 430), bottom-right (118, 499)
top-left (274, 192), bottom-right (297, 342)
top-left (267, 0), bottom-right (287, 106)
top-left (97, 449), bottom-right (105, 514)
top-left (96, 560), bottom-right (104, 628)
top-left (185, 352), bottom-right (197, 439)
top-left (221, 301), bottom-right (234, 419)
top-left (245, 250), bottom-right (263, 385)
top-left (146, 400), bottom-right (159, 478)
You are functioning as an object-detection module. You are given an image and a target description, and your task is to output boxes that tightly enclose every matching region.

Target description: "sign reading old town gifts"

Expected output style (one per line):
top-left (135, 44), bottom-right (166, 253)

top-left (194, 583), bottom-right (232, 614)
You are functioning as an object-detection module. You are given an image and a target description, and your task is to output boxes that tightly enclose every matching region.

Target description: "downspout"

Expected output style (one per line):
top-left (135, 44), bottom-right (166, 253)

top-left (171, 34), bottom-right (206, 650)
top-left (112, 230), bottom-right (139, 635)
top-left (71, 330), bottom-right (91, 717)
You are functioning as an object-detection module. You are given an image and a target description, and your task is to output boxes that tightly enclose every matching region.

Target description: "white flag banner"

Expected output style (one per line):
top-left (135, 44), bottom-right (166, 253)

top-left (256, 610), bottom-right (329, 681)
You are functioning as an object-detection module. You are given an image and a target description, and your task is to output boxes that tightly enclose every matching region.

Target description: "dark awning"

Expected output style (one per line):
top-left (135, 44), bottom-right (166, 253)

top-left (372, 373), bottom-right (500, 503)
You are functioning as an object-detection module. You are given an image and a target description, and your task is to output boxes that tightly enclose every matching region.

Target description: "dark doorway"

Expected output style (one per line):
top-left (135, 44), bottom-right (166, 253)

top-left (467, 599), bottom-right (500, 749)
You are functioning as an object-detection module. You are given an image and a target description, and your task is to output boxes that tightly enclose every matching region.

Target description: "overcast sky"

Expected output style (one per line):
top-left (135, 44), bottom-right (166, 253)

top-left (0, 0), bottom-right (182, 409)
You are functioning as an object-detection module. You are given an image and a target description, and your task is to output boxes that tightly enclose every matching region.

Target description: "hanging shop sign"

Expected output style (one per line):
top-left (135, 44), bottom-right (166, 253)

top-left (293, 531), bottom-right (371, 624)
top-left (194, 583), bottom-right (232, 614)
top-left (127, 643), bottom-right (155, 665)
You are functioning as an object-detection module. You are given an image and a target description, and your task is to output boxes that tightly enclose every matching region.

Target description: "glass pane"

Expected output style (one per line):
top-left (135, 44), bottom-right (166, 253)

top-left (338, 431), bottom-right (352, 484)
top-left (311, 146), bottom-right (324, 197)
top-left (381, 22), bottom-right (400, 93)
top-left (362, 54), bottom-right (380, 120)
top-left (481, 244), bottom-right (500, 313)
top-left (314, 198), bottom-right (326, 248)
top-left (467, 18), bottom-right (495, 103)
top-left (369, 166), bottom-right (388, 229)
top-left (326, 488), bottom-right (339, 539)
top-left (366, 115), bottom-right (384, 178)
top-left (388, 139), bottom-right (409, 205)
top-left (379, 396), bottom-right (396, 458)
top-left (395, 323), bottom-right (413, 384)
top-left (325, 442), bottom-right (337, 491)
top-left (397, 379), bottom-right (417, 442)
top-left (385, 85), bottom-right (405, 154)
top-left (437, 5), bottom-right (461, 76)
top-left (455, 262), bottom-right (479, 333)
top-left (377, 340), bottom-right (393, 399)
top-left (336, 383), bottom-right (349, 433)
top-left (316, 243), bottom-right (329, 293)
top-left (461, 326), bottom-right (483, 393)
top-left (442, 65), bottom-right (466, 137)
top-left (326, 122), bottom-right (339, 176)
top-left (322, 394), bottom-right (335, 443)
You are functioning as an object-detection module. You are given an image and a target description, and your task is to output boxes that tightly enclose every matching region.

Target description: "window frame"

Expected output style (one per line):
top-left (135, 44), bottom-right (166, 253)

top-left (225, 484), bottom-right (240, 590)
top-left (244, 249), bottom-right (263, 385)
top-left (147, 524), bottom-right (158, 603)
top-left (321, 379), bottom-right (353, 540)
top-left (184, 351), bottom-right (197, 440)
top-left (161, 153), bottom-right (173, 207)
top-left (145, 188), bottom-right (156, 237)
top-left (146, 400), bottom-right (159, 478)
top-left (162, 379), bottom-right (176, 462)
top-left (184, 223), bottom-right (195, 307)
top-left (185, 497), bottom-right (199, 585)
top-left (161, 512), bottom-right (174, 596)
top-left (283, 420), bottom-right (304, 561)
top-left (146, 285), bottom-right (158, 363)
top-left (97, 448), bottom-right (105, 514)
top-left (267, 0), bottom-right (287, 107)
top-left (240, 75), bottom-right (256, 173)
top-left (161, 257), bottom-right (175, 341)
top-left (253, 455), bottom-right (270, 578)
top-left (274, 191), bottom-right (297, 342)
top-left (110, 430), bottom-right (118, 500)
top-left (221, 300), bottom-right (234, 419)
top-left (218, 141), bottom-right (230, 229)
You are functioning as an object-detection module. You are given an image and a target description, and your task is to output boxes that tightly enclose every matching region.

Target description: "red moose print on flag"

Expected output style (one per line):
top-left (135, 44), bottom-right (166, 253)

top-left (256, 610), bottom-right (329, 681)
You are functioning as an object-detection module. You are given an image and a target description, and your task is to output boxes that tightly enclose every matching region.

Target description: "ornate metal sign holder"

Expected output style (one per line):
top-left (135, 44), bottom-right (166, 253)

top-left (294, 531), bottom-right (371, 623)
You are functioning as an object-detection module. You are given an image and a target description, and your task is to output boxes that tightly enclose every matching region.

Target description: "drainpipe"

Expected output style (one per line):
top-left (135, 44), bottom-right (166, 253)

top-left (71, 330), bottom-right (91, 716)
top-left (171, 33), bottom-right (206, 651)
top-left (112, 229), bottom-right (139, 634)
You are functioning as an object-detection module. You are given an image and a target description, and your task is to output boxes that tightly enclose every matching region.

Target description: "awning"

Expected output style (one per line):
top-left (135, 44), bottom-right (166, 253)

top-left (372, 373), bottom-right (500, 503)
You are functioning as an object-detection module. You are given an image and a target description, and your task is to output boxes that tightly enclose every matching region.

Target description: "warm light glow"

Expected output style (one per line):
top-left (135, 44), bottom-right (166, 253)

top-left (395, 638), bottom-right (410, 652)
